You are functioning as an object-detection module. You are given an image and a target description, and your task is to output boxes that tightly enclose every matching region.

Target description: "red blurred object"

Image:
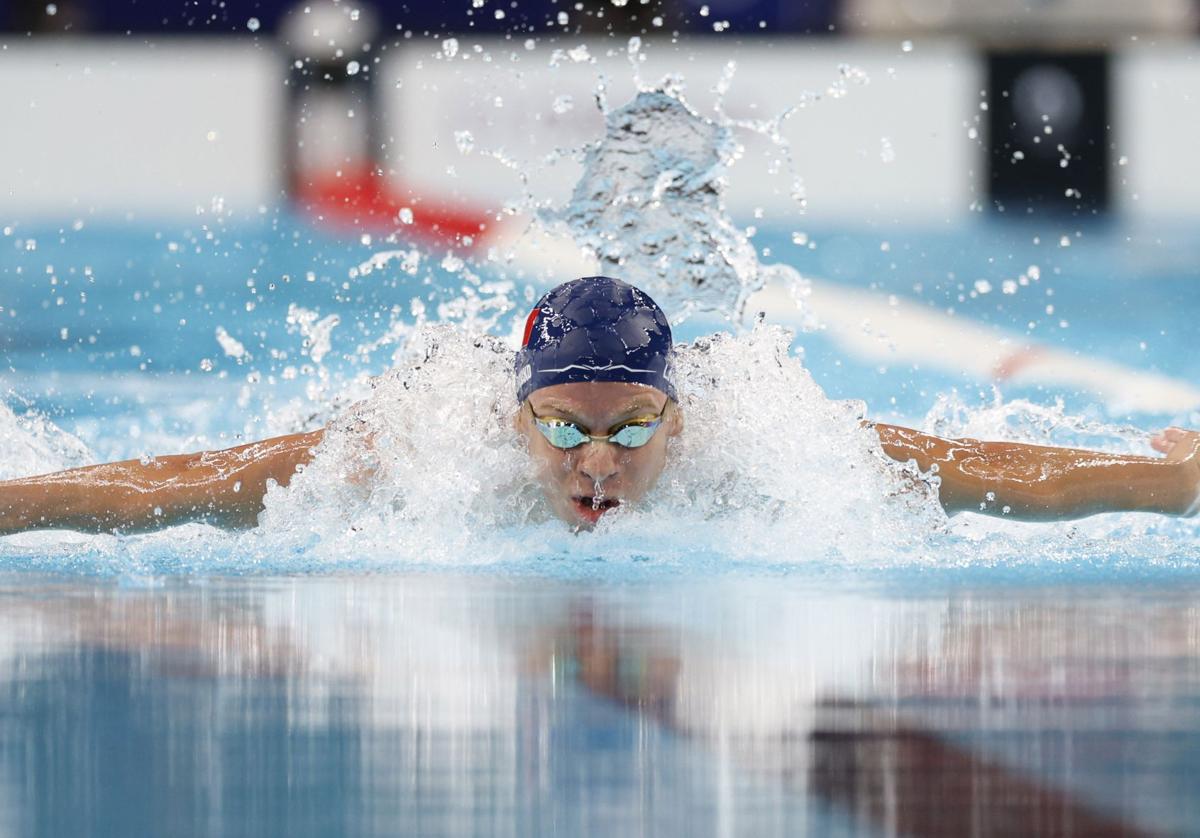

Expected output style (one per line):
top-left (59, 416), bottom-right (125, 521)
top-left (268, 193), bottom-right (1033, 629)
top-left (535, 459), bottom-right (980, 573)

top-left (295, 167), bottom-right (491, 246)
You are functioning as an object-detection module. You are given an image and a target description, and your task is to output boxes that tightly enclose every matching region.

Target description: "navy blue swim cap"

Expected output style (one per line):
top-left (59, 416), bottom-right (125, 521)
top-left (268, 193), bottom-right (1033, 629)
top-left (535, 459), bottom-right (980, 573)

top-left (515, 276), bottom-right (676, 403)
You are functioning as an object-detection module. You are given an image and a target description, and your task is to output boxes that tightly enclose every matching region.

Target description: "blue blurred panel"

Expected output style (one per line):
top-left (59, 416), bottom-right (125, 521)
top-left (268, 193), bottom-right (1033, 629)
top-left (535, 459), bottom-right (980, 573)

top-left (1, 0), bottom-right (294, 32)
top-left (676, 0), bottom-right (837, 33)
top-left (1, 0), bottom-right (837, 34)
top-left (0, 0), bottom-right (563, 33)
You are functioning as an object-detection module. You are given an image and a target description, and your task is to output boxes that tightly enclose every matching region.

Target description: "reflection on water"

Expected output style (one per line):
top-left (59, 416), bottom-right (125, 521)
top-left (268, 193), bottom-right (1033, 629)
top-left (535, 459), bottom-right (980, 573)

top-left (0, 573), bottom-right (1196, 836)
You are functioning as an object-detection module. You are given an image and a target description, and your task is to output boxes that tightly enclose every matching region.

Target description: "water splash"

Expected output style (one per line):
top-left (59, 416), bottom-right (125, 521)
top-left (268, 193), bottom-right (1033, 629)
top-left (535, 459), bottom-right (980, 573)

top-left (0, 399), bottom-right (92, 481)
top-left (255, 322), bottom-right (945, 567)
top-left (1, 78), bottom-right (1197, 576)
top-left (543, 89), bottom-right (808, 323)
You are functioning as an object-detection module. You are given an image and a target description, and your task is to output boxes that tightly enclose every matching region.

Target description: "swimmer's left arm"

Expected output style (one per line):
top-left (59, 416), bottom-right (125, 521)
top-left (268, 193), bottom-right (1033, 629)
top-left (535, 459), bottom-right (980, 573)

top-left (872, 423), bottom-right (1200, 520)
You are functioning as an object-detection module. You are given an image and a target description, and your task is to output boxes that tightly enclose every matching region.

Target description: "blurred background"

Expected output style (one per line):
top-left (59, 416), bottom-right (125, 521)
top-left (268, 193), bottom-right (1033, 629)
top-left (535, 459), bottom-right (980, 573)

top-left (3, 0), bottom-right (1200, 443)
top-left (3, 0), bottom-right (1200, 225)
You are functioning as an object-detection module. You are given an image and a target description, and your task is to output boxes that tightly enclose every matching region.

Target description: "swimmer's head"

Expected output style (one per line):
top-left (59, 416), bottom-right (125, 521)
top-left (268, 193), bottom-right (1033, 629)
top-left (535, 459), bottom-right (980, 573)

top-left (514, 277), bottom-right (682, 529)
top-left (514, 276), bottom-right (676, 404)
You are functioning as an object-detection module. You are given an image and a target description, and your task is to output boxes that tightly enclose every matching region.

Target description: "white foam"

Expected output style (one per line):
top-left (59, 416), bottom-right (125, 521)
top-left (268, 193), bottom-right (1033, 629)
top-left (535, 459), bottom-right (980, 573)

top-left (0, 400), bottom-right (92, 481)
top-left (250, 322), bottom-right (945, 567)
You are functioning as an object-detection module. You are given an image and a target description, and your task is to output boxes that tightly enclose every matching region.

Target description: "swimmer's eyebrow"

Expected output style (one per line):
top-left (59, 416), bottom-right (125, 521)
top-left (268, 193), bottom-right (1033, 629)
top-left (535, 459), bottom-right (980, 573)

top-left (531, 398), bottom-right (663, 427)
top-left (613, 399), bottom-right (664, 418)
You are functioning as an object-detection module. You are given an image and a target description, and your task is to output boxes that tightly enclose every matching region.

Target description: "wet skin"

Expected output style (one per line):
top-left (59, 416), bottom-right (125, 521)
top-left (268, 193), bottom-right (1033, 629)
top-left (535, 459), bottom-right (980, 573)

top-left (0, 386), bottom-right (1197, 535)
top-left (516, 381), bottom-right (683, 529)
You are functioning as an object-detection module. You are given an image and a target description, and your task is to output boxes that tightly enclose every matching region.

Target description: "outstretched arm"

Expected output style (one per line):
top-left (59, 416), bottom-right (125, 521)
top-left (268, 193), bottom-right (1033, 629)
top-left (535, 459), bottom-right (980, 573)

top-left (873, 423), bottom-right (1200, 521)
top-left (0, 429), bottom-right (324, 535)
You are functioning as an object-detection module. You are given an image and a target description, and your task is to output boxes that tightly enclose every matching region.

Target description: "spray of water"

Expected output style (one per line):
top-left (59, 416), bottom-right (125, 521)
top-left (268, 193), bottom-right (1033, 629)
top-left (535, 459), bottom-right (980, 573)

top-left (543, 88), bottom-right (807, 323)
top-left (1, 76), bottom-right (1197, 574)
top-left (249, 320), bottom-right (945, 568)
top-left (0, 398), bottom-right (92, 481)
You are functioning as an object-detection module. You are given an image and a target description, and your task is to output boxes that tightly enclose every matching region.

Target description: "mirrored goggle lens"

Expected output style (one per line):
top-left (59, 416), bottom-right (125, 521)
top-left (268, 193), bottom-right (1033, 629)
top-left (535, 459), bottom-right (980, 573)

top-left (609, 422), bottom-right (660, 448)
top-left (536, 421), bottom-right (589, 449)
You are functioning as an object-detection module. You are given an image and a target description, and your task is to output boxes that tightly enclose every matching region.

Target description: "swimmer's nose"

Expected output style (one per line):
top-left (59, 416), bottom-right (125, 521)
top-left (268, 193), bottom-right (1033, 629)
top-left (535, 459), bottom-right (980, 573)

top-left (578, 440), bottom-right (620, 485)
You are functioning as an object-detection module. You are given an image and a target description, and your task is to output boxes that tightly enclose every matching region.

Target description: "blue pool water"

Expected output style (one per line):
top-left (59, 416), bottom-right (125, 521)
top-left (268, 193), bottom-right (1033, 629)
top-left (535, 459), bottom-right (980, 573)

top-left (2, 213), bottom-right (1200, 834)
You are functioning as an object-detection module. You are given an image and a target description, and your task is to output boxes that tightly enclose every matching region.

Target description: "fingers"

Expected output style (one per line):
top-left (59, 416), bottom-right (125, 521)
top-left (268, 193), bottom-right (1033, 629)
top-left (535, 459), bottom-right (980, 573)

top-left (1150, 428), bottom-right (1179, 454)
top-left (1151, 427), bottom-right (1200, 460)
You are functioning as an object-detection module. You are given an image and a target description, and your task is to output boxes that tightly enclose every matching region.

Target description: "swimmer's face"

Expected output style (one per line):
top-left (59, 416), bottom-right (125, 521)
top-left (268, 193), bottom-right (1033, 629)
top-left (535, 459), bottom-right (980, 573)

top-left (517, 381), bottom-right (682, 529)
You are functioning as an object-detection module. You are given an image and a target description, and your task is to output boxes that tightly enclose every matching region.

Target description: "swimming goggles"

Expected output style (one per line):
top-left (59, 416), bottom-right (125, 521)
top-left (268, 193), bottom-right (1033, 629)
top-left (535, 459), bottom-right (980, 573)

top-left (530, 406), bottom-right (666, 450)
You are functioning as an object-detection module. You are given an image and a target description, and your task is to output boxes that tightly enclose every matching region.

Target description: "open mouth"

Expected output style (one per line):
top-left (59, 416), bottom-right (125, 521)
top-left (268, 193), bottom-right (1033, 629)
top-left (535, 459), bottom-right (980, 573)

top-left (571, 496), bottom-right (621, 523)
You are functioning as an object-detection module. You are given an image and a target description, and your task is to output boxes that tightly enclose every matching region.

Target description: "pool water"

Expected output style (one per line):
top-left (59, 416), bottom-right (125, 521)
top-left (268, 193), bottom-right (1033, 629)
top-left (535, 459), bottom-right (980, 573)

top-left (2, 211), bottom-right (1200, 835)
top-left (2, 572), bottom-right (1199, 837)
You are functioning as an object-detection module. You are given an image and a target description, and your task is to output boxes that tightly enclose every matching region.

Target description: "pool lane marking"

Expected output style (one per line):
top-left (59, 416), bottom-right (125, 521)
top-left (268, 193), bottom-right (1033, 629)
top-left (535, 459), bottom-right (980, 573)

top-left (748, 282), bottom-right (1200, 415)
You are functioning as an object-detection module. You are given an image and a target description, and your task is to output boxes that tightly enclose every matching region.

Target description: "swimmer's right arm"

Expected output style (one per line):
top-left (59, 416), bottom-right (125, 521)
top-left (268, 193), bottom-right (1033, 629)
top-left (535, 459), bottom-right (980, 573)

top-left (0, 429), bottom-right (324, 535)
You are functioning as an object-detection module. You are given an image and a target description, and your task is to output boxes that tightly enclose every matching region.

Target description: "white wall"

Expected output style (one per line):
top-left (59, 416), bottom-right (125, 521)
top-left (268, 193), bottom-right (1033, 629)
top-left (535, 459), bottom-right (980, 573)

top-left (381, 38), bottom-right (984, 225)
top-left (1113, 44), bottom-right (1200, 221)
top-left (2, 36), bottom-right (1200, 224)
top-left (0, 40), bottom-right (284, 219)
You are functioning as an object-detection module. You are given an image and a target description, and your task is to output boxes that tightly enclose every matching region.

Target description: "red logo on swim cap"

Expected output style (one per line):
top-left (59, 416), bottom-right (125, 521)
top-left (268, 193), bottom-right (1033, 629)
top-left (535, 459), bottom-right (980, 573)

top-left (521, 306), bottom-right (540, 347)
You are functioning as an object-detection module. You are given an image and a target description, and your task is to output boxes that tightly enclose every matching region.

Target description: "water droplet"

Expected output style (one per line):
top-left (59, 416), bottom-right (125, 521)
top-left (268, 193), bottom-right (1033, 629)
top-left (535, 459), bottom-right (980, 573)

top-left (973, 279), bottom-right (992, 294)
top-left (699, 4), bottom-right (710, 16)
top-left (246, 16), bottom-right (260, 32)
top-left (45, 3), bottom-right (56, 15)
top-left (557, 11), bottom-right (569, 24)
top-left (1058, 235), bottom-right (1071, 248)
top-left (442, 38), bottom-right (459, 58)
top-left (1118, 155), bottom-right (1129, 166)
top-left (901, 39), bottom-right (913, 52)
top-left (552, 94), bottom-right (574, 115)
top-left (398, 207), bottom-right (414, 224)
top-left (454, 129), bottom-right (475, 154)
top-left (346, 60), bottom-right (360, 75)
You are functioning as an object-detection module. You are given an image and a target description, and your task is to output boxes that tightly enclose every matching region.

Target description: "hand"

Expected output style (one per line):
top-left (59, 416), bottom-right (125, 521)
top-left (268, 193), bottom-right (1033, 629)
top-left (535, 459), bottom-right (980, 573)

top-left (1150, 427), bottom-right (1200, 516)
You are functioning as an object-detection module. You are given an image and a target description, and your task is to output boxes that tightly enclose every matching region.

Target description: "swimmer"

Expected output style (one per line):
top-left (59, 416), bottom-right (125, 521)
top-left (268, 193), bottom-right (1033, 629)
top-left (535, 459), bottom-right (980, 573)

top-left (1, 275), bottom-right (1198, 535)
